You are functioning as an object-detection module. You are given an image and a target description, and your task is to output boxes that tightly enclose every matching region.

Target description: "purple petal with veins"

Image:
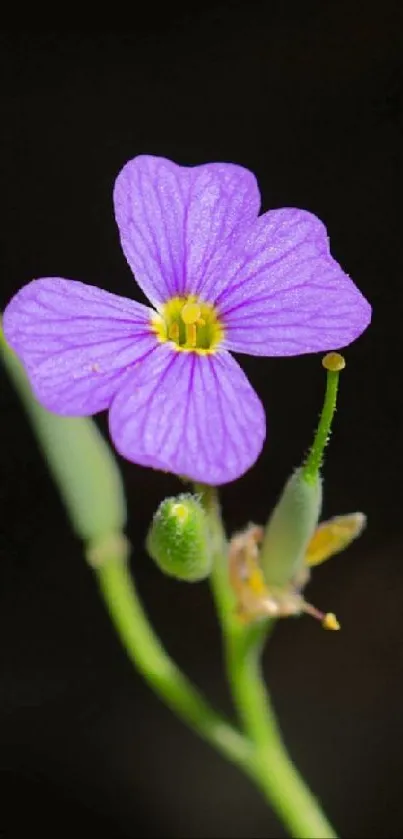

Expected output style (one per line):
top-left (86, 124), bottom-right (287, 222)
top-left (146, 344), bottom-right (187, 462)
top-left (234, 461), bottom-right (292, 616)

top-left (3, 277), bottom-right (156, 415)
top-left (207, 208), bottom-right (372, 355)
top-left (109, 342), bottom-right (265, 485)
top-left (113, 155), bottom-right (260, 306)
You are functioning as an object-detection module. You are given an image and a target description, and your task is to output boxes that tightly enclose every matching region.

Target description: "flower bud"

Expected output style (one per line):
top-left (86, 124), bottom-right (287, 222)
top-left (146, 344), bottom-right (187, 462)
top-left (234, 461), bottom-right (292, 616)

top-left (146, 494), bottom-right (212, 582)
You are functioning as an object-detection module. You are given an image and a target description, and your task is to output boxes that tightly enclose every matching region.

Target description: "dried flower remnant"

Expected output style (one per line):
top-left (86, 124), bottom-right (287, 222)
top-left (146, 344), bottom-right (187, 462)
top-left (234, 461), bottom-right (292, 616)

top-left (229, 513), bottom-right (366, 630)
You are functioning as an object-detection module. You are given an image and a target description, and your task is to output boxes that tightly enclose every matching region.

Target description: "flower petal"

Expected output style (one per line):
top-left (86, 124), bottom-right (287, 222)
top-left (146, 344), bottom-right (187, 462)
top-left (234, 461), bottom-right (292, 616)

top-left (113, 155), bottom-right (260, 306)
top-left (210, 208), bottom-right (371, 355)
top-left (305, 512), bottom-right (366, 567)
top-left (3, 277), bottom-right (157, 415)
top-left (109, 345), bottom-right (265, 485)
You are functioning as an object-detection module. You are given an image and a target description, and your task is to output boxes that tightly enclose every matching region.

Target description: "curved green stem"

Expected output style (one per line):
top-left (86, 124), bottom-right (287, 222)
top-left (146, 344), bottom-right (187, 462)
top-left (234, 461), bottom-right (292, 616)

top-left (92, 548), bottom-right (255, 775)
top-left (196, 484), bottom-right (337, 839)
top-left (226, 633), bottom-right (337, 838)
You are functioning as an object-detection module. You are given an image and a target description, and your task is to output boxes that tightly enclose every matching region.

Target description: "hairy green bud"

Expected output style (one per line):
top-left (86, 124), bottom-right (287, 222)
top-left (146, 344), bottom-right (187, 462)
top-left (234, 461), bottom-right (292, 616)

top-left (146, 494), bottom-right (212, 582)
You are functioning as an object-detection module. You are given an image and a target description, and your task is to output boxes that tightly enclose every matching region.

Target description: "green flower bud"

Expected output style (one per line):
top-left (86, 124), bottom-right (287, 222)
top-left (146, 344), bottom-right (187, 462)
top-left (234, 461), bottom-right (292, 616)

top-left (146, 494), bottom-right (212, 582)
top-left (261, 468), bottom-right (322, 588)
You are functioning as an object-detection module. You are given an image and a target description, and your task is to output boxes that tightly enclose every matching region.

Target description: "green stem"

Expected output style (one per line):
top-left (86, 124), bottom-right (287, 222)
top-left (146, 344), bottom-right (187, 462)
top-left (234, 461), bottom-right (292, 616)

top-left (196, 484), bottom-right (337, 839)
top-left (92, 548), bottom-right (255, 777)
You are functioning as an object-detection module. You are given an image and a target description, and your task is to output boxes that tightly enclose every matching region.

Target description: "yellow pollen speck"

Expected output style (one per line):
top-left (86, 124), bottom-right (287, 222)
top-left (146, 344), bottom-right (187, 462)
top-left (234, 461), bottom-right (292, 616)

top-left (171, 502), bottom-right (189, 523)
top-left (322, 612), bottom-right (340, 631)
top-left (181, 302), bottom-right (202, 324)
top-left (322, 352), bottom-right (346, 372)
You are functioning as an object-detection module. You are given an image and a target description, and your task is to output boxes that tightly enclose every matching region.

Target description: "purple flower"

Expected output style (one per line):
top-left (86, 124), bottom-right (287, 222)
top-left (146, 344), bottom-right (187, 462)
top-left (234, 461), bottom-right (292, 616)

top-left (3, 156), bottom-right (371, 485)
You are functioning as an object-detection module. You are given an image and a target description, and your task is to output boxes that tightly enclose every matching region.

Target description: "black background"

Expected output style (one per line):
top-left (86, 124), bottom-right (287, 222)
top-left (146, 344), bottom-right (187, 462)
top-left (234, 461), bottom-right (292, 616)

top-left (1, 8), bottom-right (403, 837)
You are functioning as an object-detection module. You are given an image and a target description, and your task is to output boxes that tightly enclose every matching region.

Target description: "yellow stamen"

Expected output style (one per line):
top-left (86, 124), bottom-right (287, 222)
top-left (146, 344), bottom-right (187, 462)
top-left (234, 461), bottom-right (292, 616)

top-left (302, 602), bottom-right (340, 630)
top-left (186, 322), bottom-right (197, 347)
top-left (152, 295), bottom-right (224, 354)
top-left (181, 302), bottom-right (202, 324)
top-left (303, 602), bottom-right (340, 630)
top-left (168, 322), bottom-right (180, 342)
top-left (322, 612), bottom-right (340, 631)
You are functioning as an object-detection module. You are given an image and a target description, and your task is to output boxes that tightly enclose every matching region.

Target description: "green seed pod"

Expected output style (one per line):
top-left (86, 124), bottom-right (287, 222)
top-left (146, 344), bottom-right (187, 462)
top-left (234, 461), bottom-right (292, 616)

top-left (146, 494), bottom-right (212, 582)
top-left (260, 468), bottom-right (322, 588)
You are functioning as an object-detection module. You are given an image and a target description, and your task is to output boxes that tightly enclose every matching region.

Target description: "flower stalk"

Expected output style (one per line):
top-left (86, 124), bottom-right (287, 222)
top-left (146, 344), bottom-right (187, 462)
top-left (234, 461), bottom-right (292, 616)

top-left (196, 483), bottom-right (337, 838)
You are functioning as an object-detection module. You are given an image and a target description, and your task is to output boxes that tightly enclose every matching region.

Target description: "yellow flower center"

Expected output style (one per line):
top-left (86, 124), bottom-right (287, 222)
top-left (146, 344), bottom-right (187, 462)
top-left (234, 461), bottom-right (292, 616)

top-left (152, 296), bottom-right (224, 354)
